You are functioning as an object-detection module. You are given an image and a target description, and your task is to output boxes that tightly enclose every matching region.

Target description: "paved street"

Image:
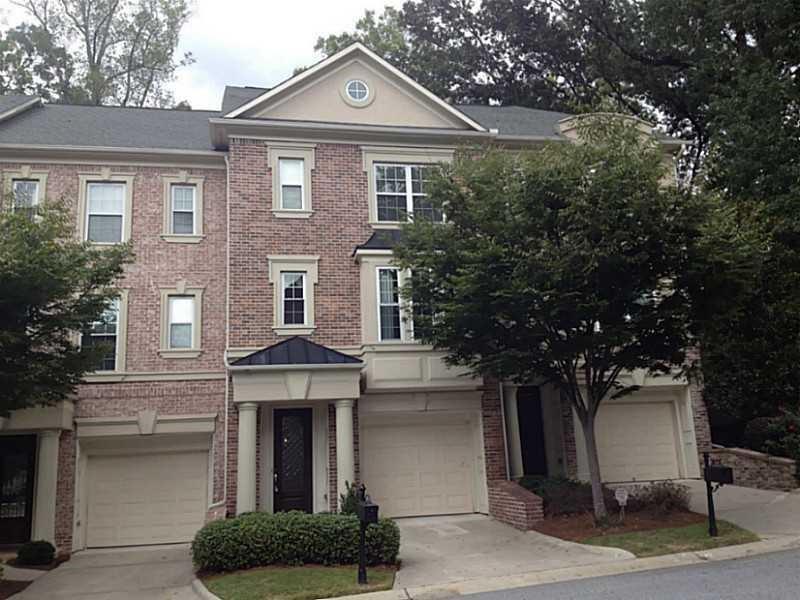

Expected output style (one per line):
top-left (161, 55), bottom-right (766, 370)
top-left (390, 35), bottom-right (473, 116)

top-left (457, 549), bottom-right (800, 600)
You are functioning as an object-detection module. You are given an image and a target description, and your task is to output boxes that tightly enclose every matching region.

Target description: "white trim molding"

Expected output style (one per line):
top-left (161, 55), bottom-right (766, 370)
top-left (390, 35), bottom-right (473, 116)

top-left (75, 411), bottom-right (217, 438)
top-left (267, 142), bottom-right (316, 218)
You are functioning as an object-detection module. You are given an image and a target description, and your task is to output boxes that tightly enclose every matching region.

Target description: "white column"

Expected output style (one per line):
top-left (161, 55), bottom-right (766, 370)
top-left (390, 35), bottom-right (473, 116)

top-left (503, 385), bottom-right (524, 479)
top-left (32, 429), bottom-right (60, 544)
top-left (236, 402), bottom-right (258, 515)
top-left (335, 399), bottom-right (356, 505)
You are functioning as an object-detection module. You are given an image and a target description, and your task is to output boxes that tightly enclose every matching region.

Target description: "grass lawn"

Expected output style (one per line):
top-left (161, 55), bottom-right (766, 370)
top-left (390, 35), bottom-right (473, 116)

top-left (584, 520), bottom-right (759, 557)
top-left (202, 565), bottom-right (396, 600)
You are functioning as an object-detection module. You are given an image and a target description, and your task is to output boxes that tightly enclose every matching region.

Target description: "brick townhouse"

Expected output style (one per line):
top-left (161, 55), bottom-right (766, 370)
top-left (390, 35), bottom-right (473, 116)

top-left (0, 43), bottom-right (710, 553)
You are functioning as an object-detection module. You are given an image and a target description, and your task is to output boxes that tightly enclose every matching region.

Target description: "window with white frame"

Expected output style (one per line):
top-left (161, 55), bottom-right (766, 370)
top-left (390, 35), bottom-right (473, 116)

top-left (81, 298), bottom-right (119, 371)
top-left (12, 179), bottom-right (39, 217)
top-left (377, 267), bottom-right (402, 341)
top-left (167, 295), bottom-right (195, 349)
top-left (279, 158), bottom-right (304, 210)
top-left (375, 164), bottom-right (441, 223)
top-left (170, 184), bottom-right (196, 234)
top-left (86, 182), bottom-right (125, 243)
top-left (281, 272), bottom-right (306, 325)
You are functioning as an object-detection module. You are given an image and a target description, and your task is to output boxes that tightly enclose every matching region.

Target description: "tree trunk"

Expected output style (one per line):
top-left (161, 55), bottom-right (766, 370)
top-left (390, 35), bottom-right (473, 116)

top-left (580, 413), bottom-right (608, 522)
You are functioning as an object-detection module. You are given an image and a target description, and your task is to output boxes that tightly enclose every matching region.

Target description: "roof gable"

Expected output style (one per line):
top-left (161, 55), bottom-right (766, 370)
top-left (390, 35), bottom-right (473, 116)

top-left (225, 43), bottom-right (484, 131)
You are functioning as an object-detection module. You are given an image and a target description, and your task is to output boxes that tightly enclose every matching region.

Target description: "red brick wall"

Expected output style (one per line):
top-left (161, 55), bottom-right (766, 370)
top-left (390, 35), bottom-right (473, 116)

top-left (487, 480), bottom-right (544, 530)
top-left (55, 431), bottom-right (76, 551)
top-left (481, 380), bottom-right (508, 483)
top-left (227, 140), bottom-right (372, 350)
top-left (691, 383), bottom-right (712, 456)
top-left (560, 394), bottom-right (578, 478)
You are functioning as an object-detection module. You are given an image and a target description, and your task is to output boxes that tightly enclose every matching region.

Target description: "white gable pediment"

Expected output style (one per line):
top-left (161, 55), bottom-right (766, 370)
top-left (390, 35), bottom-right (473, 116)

top-left (229, 44), bottom-right (484, 131)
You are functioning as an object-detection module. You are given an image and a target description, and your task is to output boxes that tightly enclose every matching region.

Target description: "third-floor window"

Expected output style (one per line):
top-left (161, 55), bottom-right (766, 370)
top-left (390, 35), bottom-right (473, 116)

top-left (170, 184), bottom-right (197, 235)
top-left (86, 182), bottom-right (126, 243)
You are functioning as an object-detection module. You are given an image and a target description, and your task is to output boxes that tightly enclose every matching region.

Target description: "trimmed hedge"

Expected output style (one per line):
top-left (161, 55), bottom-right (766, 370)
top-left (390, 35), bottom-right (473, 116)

top-left (16, 540), bottom-right (55, 566)
top-left (192, 511), bottom-right (400, 572)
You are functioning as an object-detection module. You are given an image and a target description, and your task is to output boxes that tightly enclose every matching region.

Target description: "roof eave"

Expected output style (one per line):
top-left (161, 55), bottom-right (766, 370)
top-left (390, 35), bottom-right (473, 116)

top-left (227, 361), bottom-right (364, 372)
top-left (0, 97), bottom-right (41, 124)
top-left (0, 142), bottom-right (226, 167)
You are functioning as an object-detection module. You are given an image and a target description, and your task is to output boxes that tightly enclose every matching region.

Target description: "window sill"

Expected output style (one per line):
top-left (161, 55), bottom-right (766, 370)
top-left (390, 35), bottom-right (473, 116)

top-left (368, 222), bottom-right (402, 229)
top-left (161, 234), bottom-right (205, 244)
top-left (83, 371), bottom-right (126, 383)
top-left (273, 325), bottom-right (315, 336)
top-left (158, 348), bottom-right (203, 359)
top-left (272, 209), bottom-right (313, 219)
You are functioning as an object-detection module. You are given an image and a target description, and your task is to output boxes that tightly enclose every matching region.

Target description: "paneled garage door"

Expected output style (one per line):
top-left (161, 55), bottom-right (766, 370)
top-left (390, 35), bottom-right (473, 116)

top-left (361, 413), bottom-right (476, 518)
top-left (596, 401), bottom-right (680, 482)
top-left (86, 451), bottom-right (208, 547)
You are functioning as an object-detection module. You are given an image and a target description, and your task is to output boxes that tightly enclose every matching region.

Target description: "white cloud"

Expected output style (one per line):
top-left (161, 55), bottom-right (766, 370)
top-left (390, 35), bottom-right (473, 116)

top-left (2, 0), bottom-right (403, 110)
top-left (173, 0), bottom-right (404, 110)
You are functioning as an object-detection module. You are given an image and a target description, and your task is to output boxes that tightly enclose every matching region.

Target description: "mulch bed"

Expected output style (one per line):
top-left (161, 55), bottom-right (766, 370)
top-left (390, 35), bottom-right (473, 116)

top-left (0, 580), bottom-right (31, 600)
top-left (532, 510), bottom-right (707, 542)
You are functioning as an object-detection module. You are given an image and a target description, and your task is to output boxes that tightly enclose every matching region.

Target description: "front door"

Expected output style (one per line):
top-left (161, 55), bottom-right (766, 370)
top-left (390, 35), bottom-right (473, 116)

top-left (273, 408), bottom-right (313, 513)
top-left (0, 435), bottom-right (37, 545)
top-left (518, 386), bottom-right (548, 476)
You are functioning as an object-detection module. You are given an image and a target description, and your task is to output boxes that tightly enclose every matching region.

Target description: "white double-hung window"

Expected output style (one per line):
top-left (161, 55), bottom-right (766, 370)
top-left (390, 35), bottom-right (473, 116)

top-left (168, 296), bottom-right (195, 349)
top-left (279, 158), bottom-right (304, 210)
top-left (170, 185), bottom-right (196, 234)
top-left (375, 164), bottom-right (441, 223)
top-left (281, 272), bottom-right (307, 326)
top-left (12, 179), bottom-right (40, 218)
top-left (86, 182), bottom-right (126, 243)
top-left (82, 298), bottom-right (120, 371)
top-left (377, 267), bottom-right (403, 341)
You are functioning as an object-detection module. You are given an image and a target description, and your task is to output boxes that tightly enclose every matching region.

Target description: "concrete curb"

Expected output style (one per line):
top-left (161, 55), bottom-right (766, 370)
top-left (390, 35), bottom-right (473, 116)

top-left (327, 536), bottom-right (800, 600)
top-left (191, 577), bottom-right (221, 600)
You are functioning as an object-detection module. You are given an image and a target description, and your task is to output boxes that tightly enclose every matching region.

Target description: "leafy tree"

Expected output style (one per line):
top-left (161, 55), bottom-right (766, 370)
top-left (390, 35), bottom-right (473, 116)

top-left (0, 202), bottom-right (133, 417)
top-left (10, 0), bottom-right (194, 107)
top-left (393, 119), bottom-right (757, 519)
top-left (0, 23), bottom-right (83, 101)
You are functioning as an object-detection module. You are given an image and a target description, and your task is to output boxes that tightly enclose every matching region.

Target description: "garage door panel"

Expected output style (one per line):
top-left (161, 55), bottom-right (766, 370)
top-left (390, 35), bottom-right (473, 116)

top-left (596, 402), bottom-right (680, 482)
top-left (361, 414), bottom-right (476, 518)
top-left (87, 451), bottom-right (208, 548)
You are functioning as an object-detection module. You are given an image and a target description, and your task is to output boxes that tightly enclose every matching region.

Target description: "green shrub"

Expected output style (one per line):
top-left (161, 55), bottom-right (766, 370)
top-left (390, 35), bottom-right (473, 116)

top-left (632, 482), bottom-right (690, 516)
top-left (339, 481), bottom-right (359, 515)
top-left (518, 476), bottom-right (619, 517)
top-left (191, 511), bottom-right (400, 572)
top-left (16, 540), bottom-right (55, 566)
top-left (743, 417), bottom-right (775, 452)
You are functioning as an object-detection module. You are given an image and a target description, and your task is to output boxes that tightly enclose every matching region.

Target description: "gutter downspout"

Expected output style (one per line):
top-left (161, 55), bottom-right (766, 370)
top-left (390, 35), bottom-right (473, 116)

top-left (217, 152), bottom-right (232, 514)
top-left (498, 381), bottom-right (511, 480)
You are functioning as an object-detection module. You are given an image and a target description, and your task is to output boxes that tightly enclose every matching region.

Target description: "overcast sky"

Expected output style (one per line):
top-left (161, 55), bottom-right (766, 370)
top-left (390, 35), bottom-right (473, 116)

top-left (1, 0), bottom-right (404, 110)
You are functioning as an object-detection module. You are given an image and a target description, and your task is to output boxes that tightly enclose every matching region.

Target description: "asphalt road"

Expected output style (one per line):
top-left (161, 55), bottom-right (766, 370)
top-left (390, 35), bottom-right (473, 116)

top-left (459, 549), bottom-right (800, 600)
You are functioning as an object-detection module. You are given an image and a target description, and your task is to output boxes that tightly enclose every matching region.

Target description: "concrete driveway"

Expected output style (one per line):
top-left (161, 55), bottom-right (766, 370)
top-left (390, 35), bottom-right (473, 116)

top-left (683, 479), bottom-right (800, 538)
top-left (394, 514), bottom-right (632, 589)
top-left (13, 544), bottom-right (197, 600)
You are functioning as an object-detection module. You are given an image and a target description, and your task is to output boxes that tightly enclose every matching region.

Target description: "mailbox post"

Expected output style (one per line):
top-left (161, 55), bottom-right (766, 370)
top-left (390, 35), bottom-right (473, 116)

top-left (703, 452), bottom-right (734, 537)
top-left (356, 484), bottom-right (379, 585)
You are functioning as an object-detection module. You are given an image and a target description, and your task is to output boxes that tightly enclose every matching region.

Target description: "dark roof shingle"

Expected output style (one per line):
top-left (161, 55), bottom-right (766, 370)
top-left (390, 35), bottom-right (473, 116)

top-left (0, 101), bottom-right (219, 151)
top-left (231, 336), bottom-right (362, 367)
top-left (221, 86), bottom-right (268, 114)
top-left (455, 104), bottom-right (570, 138)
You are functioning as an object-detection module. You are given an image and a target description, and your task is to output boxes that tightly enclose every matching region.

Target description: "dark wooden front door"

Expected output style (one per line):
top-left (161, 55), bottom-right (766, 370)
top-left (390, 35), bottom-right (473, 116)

top-left (518, 386), bottom-right (548, 476)
top-left (0, 435), bottom-right (37, 545)
top-left (273, 408), bottom-right (313, 513)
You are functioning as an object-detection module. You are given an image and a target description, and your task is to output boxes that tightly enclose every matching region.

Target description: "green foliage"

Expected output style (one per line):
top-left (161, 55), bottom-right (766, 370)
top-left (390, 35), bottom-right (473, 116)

top-left (7, 0), bottom-right (194, 107)
top-left (633, 482), bottom-right (690, 517)
top-left (0, 201), bottom-right (132, 416)
top-left (16, 540), bottom-right (55, 566)
top-left (743, 410), bottom-right (800, 479)
top-left (518, 476), bottom-right (617, 517)
top-left (191, 512), bottom-right (401, 573)
top-left (338, 481), bottom-right (358, 515)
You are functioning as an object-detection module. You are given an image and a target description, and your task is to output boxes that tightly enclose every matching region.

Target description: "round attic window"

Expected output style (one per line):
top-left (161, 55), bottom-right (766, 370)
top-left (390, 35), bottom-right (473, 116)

top-left (345, 79), bottom-right (369, 102)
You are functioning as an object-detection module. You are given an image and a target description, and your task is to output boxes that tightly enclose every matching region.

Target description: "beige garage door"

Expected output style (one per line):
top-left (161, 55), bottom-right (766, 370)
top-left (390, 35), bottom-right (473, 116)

top-left (87, 451), bottom-right (208, 547)
top-left (596, 401), bottom-right (680, 482)
top-left (361, 413), bottom-right (475, 518)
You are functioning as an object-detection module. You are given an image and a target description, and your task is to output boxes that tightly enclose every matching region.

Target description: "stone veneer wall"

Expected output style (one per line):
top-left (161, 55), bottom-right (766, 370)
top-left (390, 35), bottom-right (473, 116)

top-left (710, 447), bottom-right (798, 492)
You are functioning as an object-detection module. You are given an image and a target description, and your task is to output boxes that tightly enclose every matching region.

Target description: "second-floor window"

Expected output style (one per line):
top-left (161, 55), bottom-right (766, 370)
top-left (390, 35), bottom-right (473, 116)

top-left (279, 158), bottom-right (304, 210)
top-left (378, 267), bottom-right (402, 341)
top-left (82, 299), bottom-right (119, 371)
top-left (12, 179), bottom-right (39, 218)
top-left (86, 182), bottom-right (125, 243)
top-left (375, 164), bottom-right (441, 223)
top-left (281, 271), bottom-right (306, 325)
top-left (168, 295), bottom-right (195, 349)
top-left (170, 184), bottom-right (196, 235)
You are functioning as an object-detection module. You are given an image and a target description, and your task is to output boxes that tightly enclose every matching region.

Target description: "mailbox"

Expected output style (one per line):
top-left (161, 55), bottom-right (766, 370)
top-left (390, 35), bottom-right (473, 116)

top-left (357, 499), bottom-right (379, 524)
top-left (705, 464), bottom-right (734, 485)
